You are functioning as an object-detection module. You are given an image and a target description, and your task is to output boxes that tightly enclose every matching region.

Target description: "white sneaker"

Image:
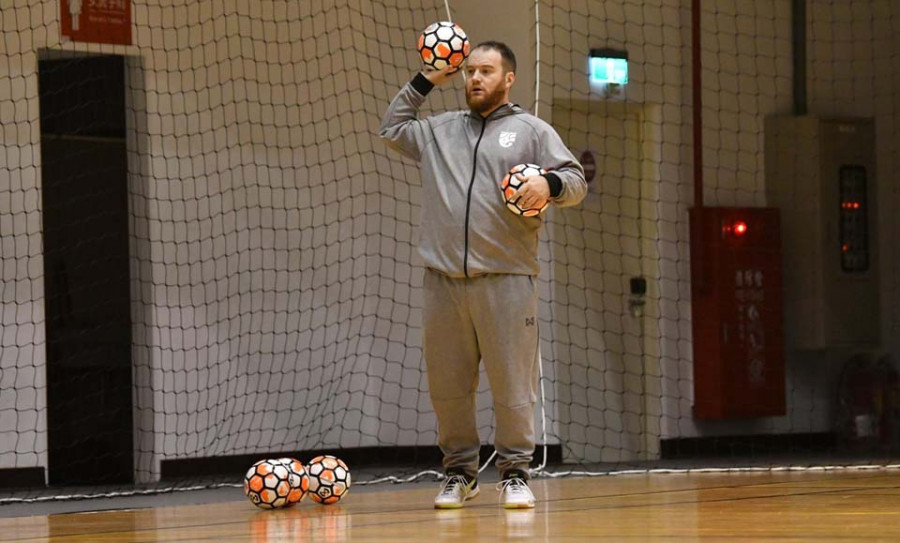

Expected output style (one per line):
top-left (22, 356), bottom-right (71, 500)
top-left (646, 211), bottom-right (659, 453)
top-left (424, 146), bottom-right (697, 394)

top-left (497, 476), bottom-right (535, 509)
top-left (434, 474), bottom-right (480, 509)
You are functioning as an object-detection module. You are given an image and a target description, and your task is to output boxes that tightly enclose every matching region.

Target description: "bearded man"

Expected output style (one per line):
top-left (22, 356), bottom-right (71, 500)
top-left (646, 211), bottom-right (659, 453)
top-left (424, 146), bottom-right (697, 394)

top-left (379, 41), bottom-right (586, 509)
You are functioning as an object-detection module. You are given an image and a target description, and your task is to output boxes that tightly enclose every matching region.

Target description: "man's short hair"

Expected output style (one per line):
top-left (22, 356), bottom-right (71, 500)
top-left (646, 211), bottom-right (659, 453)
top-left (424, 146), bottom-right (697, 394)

top-left (472, 41), bottom-right (517, 73)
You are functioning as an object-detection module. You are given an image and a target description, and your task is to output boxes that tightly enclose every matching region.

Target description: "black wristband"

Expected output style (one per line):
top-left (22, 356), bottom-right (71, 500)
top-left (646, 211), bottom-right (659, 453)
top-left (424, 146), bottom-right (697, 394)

top-left (411, 73), bottom-right (434, 96)
top-left (544, 172), bottom-right (563, 198)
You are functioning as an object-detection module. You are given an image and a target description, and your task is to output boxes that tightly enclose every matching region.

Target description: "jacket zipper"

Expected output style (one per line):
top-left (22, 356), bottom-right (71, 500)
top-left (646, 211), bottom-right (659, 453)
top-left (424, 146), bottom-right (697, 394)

top-left (464, 116), bottom-right (487, 278)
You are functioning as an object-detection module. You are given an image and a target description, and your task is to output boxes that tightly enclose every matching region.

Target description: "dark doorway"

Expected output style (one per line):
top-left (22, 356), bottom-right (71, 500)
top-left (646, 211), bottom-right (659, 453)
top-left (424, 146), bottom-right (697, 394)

top-left (39, 55), bottom-right (133, 485)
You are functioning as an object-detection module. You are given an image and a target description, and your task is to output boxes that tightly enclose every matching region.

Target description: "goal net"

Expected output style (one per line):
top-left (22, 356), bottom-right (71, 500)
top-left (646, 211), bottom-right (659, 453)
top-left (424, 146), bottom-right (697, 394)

top-left (0, 0), bottom-right (897, 501)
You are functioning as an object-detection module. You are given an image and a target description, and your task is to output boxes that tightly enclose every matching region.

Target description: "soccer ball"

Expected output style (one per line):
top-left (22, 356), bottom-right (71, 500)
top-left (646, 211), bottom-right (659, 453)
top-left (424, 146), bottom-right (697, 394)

top-left (501, 163), bottom-right (550, 217)
top-left (306, 455), bottom-right (351, 505)
top-left (244, 458), bottom-right (309, 509)
top-left (276, 457), bottom-right (310, 506)
top-left (418, 21), bottom-right (470, 70)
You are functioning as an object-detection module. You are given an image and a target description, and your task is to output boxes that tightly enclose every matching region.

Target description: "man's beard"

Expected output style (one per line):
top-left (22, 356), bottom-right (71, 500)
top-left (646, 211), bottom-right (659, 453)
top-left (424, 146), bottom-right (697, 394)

top-left (466, 84), bottom-right (507, 115)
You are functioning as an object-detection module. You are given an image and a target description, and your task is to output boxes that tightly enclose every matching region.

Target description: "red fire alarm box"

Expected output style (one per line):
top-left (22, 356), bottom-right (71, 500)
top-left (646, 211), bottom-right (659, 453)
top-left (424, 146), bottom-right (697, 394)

top-left (690, 207), bottom-right (786, 419)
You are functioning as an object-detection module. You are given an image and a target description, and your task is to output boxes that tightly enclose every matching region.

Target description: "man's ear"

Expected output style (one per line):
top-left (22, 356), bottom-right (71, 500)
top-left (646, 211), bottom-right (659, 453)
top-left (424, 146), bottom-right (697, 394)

top-left (505, 71), bottom-right (516, 89)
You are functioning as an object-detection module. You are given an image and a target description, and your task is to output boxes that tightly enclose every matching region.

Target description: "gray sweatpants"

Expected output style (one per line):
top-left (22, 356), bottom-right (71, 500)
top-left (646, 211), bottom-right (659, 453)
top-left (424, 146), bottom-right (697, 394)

top-left (423, 269), bottom-right (540, 480)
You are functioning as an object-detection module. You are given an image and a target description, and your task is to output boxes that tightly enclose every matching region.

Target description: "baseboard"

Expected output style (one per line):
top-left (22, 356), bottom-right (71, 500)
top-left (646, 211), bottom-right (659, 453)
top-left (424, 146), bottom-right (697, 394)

top-left (660, 432), bottom-right (837, 459)
top-left (161, 444), bottom-right (562, 480)
top-left (0, 467), bottom-right (45, 489)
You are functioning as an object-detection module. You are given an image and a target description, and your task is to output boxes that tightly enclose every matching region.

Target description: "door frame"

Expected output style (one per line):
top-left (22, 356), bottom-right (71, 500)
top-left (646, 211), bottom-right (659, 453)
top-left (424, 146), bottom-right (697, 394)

top-left (548, 98), bottom-right (662, 463)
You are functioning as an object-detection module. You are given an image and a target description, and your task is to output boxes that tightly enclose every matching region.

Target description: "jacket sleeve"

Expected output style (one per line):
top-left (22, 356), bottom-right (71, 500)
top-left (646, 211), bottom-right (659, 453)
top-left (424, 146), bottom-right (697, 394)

top-left (378, 73), bottom-right (435, 161)
top-left (538, 124), bottom-right (588, 208)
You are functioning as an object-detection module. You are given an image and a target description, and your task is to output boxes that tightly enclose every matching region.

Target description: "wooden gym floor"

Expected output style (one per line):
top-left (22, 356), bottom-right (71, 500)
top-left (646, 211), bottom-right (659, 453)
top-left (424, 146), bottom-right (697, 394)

top-left (0, 469), bottom-right (898, 542)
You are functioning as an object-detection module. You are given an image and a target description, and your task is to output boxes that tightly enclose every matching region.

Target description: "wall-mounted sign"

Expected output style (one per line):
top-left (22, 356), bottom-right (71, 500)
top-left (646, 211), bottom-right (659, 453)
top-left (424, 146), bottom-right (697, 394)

top-left (589, 48), bottom-right (628, 85)
top-left (61, 0), bottom-right (132, 45)
top-left (580, 149), bottom-right (597, 184)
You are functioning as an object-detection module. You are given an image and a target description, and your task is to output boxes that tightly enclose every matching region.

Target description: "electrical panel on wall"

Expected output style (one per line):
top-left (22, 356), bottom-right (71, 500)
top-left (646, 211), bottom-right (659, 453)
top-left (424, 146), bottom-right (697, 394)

top-left (764, 117), bottom-right (879, 350)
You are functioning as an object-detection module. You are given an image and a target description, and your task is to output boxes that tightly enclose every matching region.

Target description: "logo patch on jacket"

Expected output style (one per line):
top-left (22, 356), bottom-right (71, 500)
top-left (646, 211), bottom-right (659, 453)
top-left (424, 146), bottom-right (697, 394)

top-left (499, 131), bottom-right (517, 148)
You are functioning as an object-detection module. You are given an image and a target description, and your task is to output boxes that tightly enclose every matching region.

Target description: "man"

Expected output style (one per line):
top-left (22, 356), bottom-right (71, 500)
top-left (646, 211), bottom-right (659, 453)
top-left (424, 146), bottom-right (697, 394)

top-left (379, 41), bottom-right (587, 509)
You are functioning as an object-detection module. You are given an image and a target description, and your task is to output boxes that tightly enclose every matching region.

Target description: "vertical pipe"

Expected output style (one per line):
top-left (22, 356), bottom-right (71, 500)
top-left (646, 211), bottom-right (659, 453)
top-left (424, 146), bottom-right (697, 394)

top-left (692, 0), bottom-right (704, 207)
top-left (792, 0), bottom-right (808, 115)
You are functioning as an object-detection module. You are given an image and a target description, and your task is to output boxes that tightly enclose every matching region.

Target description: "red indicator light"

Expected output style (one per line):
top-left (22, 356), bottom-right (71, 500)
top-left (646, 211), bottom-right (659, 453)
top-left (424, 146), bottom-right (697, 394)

top-left (721, 219), bottom-right (750, 238)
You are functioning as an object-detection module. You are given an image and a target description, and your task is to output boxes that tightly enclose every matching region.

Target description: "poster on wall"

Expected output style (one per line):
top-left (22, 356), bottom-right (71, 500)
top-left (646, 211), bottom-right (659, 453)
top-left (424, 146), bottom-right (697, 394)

top-left (579, 149), bottom-right (597, 185)
top-left (60, 0), bottom-right (132, 45)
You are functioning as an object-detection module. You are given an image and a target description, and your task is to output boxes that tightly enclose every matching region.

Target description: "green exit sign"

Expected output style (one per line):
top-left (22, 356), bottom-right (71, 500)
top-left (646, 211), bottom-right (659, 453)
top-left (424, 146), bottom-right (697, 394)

top-left (590, 48), bottom-right (628, 85)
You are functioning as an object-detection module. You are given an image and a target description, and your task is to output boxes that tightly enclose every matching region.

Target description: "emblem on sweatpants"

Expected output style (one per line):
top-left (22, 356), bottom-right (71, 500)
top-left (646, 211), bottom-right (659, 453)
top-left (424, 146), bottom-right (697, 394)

top-left (525, 317), bottom-right (535, 326)
top-left (499, 131), bottom-right (517, 148)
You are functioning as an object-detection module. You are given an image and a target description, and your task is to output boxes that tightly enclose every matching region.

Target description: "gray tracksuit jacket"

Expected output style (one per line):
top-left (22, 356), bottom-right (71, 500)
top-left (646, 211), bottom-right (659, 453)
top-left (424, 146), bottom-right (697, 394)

top-left (379, 74), bottom-right (587, 279)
